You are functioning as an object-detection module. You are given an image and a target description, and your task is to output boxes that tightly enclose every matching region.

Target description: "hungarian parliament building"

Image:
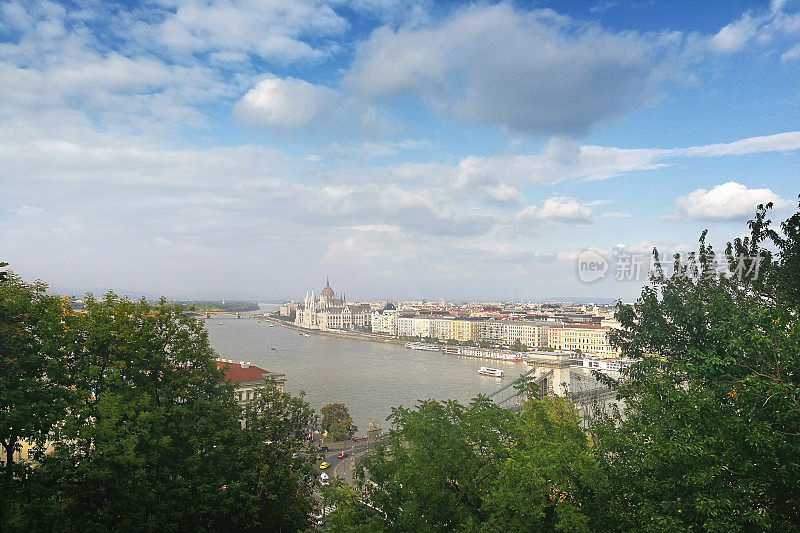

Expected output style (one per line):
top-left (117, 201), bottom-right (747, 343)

top-left (294, 279), bottom-right (372, 331)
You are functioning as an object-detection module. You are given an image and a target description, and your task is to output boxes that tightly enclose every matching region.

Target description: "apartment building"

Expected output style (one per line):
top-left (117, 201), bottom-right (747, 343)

top-left (451, 318), bottom-right (480, 342)
top-left (547, 325), bottom-right (616, 355)
top-left (397, 316), bottom-right (435, 338)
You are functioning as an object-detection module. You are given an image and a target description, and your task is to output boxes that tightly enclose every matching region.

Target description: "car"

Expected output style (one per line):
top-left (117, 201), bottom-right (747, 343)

top-left (337, 452), bottom-right (348, 459)
top-left (317, 445), bottom-right (328, 453)
top-left (319, 473), bottom-right (330, 486)
top-left (319, 462), bottom-right (330, 469)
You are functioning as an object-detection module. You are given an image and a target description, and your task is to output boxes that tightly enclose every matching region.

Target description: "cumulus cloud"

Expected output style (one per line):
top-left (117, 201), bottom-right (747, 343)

top-left (709, 13), bottom-right (760, 52)
top-left (516, 197), bottom-right (593, 224)
top-left (675, 182), bottom-right (792, 220)
top-left (146, 0), bottom-right (348, 63)
top-left (234, 77), bottom-right (335, 129)
top-left (346, 4), bottom-right (680, 135)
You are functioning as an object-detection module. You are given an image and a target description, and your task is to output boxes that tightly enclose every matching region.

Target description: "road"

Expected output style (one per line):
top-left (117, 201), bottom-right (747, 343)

top-left (314, 438), bottom-right (377, 488)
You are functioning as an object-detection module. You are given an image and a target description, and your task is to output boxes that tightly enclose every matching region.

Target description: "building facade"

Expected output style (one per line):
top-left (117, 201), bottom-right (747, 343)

top-left (216, 359), bottom-right (286, 405)
top-left (547, 325), bottom-right (616, 355)
top-left (294, 280), bottom-right (372, 332)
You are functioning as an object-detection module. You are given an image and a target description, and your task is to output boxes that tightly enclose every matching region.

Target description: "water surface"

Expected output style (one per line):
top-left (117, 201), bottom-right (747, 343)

top-left (204, 317), bottom-right (528, 432)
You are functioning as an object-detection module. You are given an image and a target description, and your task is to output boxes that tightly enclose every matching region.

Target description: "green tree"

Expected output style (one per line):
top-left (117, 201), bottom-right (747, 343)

top-left (511, 339), bottom-right (526, 351)
top-left (590, 200), bottom-right (800, 532)
top-left (3, 290), bottom-right (318, 532)
top-left (0, 272), bottom-right (78, 525)
top-left (212, 381), bottom-right (318, 531)
top-left (335, 395), bottom-right (597, 532)
top-left (483, 397), bottom-right (600, 533)
top-left (321, 403), bottom-right (357, 442)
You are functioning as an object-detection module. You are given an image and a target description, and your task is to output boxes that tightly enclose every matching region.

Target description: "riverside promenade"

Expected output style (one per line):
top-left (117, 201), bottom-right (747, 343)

top-left (265, 316), bottom-right (406, 346)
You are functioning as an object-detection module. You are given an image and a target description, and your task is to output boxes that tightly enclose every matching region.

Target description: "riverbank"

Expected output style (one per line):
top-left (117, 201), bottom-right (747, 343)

top-left (265, 316), bottom-right (406, 345)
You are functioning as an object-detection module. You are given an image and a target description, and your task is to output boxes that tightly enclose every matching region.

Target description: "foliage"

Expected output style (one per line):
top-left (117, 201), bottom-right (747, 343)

top-left (213, 382), bottom-right (318, 531)
top-left (184, 300), bottom-right (259, 312)
top-left (321, 403), bottom-right (357, 442)
top-left (2, 289), bottom-right (317, 532)
top-left (0, 272), bottom-right (77, 492)
top-left (590, 199), bottom-right (800, 532)
top-left (337, 395), bottom-right (597, 532)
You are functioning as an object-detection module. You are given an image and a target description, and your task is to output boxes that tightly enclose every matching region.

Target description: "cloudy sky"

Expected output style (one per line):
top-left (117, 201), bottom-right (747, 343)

top-left (1, 0), bottom-right (799, 301)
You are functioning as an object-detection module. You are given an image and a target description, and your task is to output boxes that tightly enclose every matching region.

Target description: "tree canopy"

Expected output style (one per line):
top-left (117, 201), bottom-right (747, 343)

top-left (588, 200), bottom-right (800, 531)
top-left (328, 198), bottom-right (800, 532)
top-left (1, 286), bottom-right (317, 532)
top-left (321, 402), bottom-right (358, 442)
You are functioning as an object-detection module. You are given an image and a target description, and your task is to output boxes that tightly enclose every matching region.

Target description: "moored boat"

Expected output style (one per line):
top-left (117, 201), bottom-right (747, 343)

top-left (441, 345), bottom-right (525, 361)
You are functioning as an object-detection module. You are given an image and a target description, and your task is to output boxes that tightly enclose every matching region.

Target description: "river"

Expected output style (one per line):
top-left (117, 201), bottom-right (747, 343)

top-left (203, 316), bottom-right (529, 433)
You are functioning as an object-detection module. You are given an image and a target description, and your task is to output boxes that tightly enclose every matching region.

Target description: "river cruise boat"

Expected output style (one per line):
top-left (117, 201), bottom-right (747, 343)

top-left (478, 366), bottom-right (505, 377)
top-left (404, 342), bottom-right (439, 351)
top-left (441, 345), bottom-right (525, 362)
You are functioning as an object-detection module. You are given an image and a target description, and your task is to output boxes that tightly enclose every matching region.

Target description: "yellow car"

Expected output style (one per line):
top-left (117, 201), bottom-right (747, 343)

top-left (319, 462), bottom-right (330, 470)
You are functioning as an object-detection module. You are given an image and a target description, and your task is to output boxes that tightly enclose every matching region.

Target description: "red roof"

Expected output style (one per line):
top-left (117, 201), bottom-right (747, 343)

top-left (216, 360), bottom-right (272, 383)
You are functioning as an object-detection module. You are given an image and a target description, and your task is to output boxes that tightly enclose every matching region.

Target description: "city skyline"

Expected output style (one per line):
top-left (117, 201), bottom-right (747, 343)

top-left (2, 0), bottom-right (799, 300)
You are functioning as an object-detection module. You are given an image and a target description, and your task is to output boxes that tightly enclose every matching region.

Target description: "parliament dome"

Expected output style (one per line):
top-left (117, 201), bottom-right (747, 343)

top-left (321, 279), bottom-right (334, 299)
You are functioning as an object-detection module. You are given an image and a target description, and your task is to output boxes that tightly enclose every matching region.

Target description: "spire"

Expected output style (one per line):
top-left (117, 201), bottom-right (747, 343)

top-left (326, 277), bottom-right (330, 287)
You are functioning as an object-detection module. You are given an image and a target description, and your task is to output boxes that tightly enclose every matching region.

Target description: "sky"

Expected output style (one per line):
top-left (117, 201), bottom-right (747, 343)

top-left (1, 0), bottom-right (799, 302)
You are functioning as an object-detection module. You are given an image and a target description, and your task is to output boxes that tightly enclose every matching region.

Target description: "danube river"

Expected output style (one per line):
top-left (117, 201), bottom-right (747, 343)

top-left (203, 317), bottom-right (528, 433)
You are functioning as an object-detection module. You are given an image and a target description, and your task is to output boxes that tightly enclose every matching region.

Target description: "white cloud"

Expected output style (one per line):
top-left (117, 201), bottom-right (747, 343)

top-left (682, 131), bottom-right (800, 157)
top-left (234, 77), bottom-right (335, 129)
top-left (601, 212), bottom-right (632, 218)
top-left (451, 131), bottom-right (800, 189)
top-left (710, 13), bottom-right (760, 52)
top-left (147, 0), bottom-right (348, 63)
top-left (320, 139), bottom-right (430, 160)
top-left (675, 182), bottom-right (792, 220)
top-left (781, 42), bottom-right (800, 60)
top-left (517, 197), bottom-right (593, 224)
top-left (346, 4), bottom-right (681, 135)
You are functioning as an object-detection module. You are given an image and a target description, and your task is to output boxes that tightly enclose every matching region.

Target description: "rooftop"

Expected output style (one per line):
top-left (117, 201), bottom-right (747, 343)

top-left (215, 359), bottom-right (283, 383)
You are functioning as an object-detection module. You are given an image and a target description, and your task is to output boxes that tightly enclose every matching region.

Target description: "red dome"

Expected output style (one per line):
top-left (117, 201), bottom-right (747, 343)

top-left (321, 279), bottom-right (334, 299)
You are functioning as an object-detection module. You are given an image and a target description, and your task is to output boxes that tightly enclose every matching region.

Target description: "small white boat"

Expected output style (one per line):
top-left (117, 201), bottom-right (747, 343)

top-left (218, 321), bottom-right (224, 325)
top-left (269, 324), bottom-right (275, 327)
top-left (478, 366), bottom-right (504, 377)
top-left (302, 333), bottom-right (310, 337)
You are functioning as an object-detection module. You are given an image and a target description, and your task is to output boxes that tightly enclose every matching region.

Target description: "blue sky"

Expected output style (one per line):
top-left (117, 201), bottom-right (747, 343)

top-left (1, 0), bottom-right (799, 301)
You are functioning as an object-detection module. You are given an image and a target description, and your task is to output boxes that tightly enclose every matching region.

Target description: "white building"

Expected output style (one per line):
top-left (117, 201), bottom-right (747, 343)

top-left (294, 280), bottom-right (372, 332)
top-left (397, 316), bottom-right (435, 338)
top-left (372, 303), bottom-right (399, 335)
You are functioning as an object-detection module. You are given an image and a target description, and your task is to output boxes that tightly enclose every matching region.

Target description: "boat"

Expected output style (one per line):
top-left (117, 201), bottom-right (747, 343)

top-left (302, 333), bottom-right (310, 337)
top-left (269, 324), bottom-right (275, 327)
top-left (218, 321), bottom-right (223, 325)
top-left (441, 345), bottom-right (525, 362)
top-left (478, 366), bottom-right (505, 377)
top-left (270, 347), bottom-right (276, 351)
top-left (404, 342), bottom-right (439, 351)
